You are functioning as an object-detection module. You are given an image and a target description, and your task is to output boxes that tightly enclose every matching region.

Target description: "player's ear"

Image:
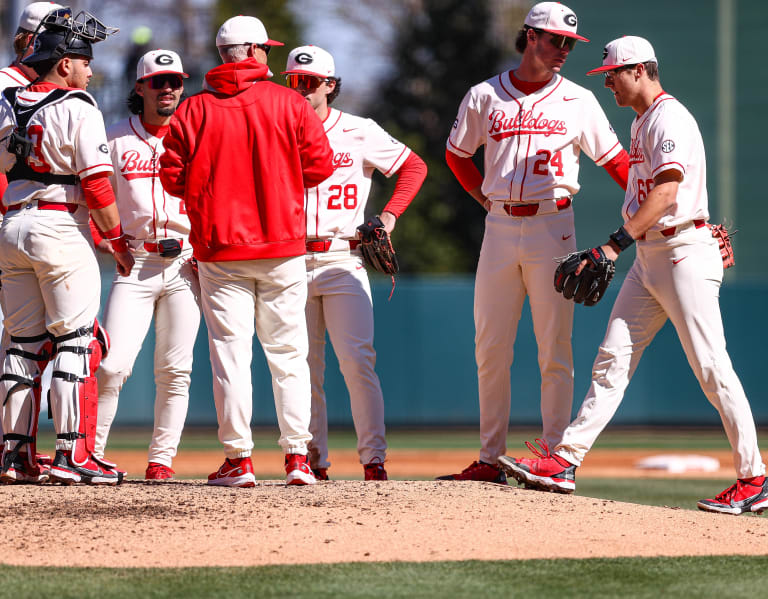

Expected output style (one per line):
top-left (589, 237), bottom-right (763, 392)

top-left (135, 82), bottom-right (144, 98)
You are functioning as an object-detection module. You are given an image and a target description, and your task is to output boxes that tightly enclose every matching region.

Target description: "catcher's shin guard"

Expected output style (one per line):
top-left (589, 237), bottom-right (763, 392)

top-left (51, 320), bottom-right (109, 467)
top-left (0, 332), bottom-right (53, 471)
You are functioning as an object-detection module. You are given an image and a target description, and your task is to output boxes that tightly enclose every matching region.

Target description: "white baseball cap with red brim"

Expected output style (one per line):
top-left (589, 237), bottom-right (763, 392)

top-left (524, 2), bottom-right (589, 42)
top-left (586, 36), bottom-right (657, 75)
top-left (282, 46), bottom-right (335, 78)
top-left (216, 15), bottom-right (284, 47)
top-left (136, 49), bottom-right (189, 81)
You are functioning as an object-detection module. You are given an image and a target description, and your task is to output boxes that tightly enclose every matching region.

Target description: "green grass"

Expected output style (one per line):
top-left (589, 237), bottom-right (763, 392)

top-left (3, 556), bottom-right (768, 599)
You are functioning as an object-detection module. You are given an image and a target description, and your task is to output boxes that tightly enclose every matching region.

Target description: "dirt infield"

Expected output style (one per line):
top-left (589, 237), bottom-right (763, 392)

top-left (2, 479), bottom-right (768, 568)
top-left (2, 447), bottom-right (766, 568)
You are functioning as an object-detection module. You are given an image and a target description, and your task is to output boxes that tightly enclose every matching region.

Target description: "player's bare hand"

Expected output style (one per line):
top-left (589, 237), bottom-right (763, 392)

top-left (94, 238), bottom-right (115, 256)
top-left (114, 250), bottom-right (134, 277)
top-left (379, 211), bottom-right (397, 234)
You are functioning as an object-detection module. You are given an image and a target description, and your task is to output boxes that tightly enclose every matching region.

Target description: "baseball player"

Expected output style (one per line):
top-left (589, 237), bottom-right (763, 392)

top-left (283, 45), bottom-right (427, 481)
top-left (439, 1), bottom-right (629, 483)
top-left (0, 3), bottom-right (63, 439)
top-left (159, 16), bottom-right (334, 487)
top-left (498, 36), bottom-right (768, 516)
top-left (93, 50), bottom-right (200, 481)
top-left (0, 7), bottom-right (133, 485)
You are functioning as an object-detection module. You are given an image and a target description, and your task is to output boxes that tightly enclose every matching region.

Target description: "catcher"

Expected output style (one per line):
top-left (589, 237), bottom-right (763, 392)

top-left (500, 35), bottom-right (766, 516)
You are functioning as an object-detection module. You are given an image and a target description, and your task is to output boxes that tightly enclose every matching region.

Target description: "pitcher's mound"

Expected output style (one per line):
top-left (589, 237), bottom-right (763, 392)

top-left (2, 480), bottom-right (767, 567)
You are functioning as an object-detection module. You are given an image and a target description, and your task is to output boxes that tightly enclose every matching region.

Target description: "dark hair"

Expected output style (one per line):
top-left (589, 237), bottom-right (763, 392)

top-left (643, 61), bottom-right (659, 81)
top-left (127, 88), bottom-right (143, 114)
top-left (515, 27), bottom-right (530, 54)
top-left (327, 77), bottom-right (341, 105)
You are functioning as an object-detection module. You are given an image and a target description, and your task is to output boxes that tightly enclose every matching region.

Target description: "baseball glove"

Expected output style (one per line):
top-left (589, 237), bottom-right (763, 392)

top-left (357, 216), bottom-right (399, 275)
top-left (554, 247), bottom-right (615, 306)
top-left (709, 223), bottom-right (735, 269)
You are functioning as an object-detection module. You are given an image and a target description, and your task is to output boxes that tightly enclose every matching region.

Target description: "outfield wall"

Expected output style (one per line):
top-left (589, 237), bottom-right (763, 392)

top-left (101, 274), bottom-right (768, 428)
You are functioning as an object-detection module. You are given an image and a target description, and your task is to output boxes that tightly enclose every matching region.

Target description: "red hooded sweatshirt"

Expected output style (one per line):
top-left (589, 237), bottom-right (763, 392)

top-left (159, 58), bottom-right (334, 262)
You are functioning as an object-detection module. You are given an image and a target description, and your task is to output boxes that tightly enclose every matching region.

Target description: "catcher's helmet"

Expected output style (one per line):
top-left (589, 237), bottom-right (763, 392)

top-left (22, 8), bottom-right (117, 67)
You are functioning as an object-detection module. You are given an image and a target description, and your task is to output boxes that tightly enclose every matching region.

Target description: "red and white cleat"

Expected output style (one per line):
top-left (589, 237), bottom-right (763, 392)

top-left (207, 457), bottom-right (256, 488)
top-left (697, 476), bottom-right (768, 515)
top-left (285, 454), bottom-right (316, 485)
top-left (498, 439), bottom-right (576, 494)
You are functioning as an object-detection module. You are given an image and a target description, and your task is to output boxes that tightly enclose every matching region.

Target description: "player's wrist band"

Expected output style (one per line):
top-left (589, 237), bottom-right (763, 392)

top-left (100, 224), bottom-right (129, 253)
top-left (609, 225), bottom-right (635, 252)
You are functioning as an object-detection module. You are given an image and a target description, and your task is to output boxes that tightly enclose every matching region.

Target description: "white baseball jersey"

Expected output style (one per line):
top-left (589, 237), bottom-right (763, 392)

top-left (0, 86), bottom-right (113, 207)
top-left (623, 93), bottom-right (709, 229)
top-left (107, 116), bottom-right (190, 241)
top-left (554, 89), bottom-right (764, 482)
top-left (0, 66), bottom-right (32, 91)
top-left (447, 72), bottom-right (621, 201)
top-left (305, 108), bottom-right (410, 239)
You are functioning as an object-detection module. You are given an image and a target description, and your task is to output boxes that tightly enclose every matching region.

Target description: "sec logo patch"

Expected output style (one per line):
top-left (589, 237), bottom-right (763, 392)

top-left (661, 140), bottom-right (675, 153)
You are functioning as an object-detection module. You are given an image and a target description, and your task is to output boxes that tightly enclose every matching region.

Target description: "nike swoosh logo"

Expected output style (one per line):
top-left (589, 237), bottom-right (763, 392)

top-left (563, 97), bottom-right (578, 102)
top-left (562, 234), bottom-right (573, 241)
top-left (672, 257), bottom-right (687, 264)
top-left (343, 128), bottom-right (358, 132)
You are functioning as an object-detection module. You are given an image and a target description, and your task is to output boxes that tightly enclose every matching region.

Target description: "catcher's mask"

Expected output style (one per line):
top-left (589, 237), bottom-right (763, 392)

top-left (22, 8), bottom-right (118, 68)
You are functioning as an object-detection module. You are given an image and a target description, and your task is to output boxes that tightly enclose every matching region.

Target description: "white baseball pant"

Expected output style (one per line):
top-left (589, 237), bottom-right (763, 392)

top-left (474, 207), bottom-right (578, 465)
top-left (198, 256), bottom-right (312, 458)
top-left (95, 247), bottom-right (200, 465)
top-left (0, 206), bottom-right (99, 451)
top-left (305, 249), bottom-right (387, 469)
top-left (556, 226), bottom-right (765, 478)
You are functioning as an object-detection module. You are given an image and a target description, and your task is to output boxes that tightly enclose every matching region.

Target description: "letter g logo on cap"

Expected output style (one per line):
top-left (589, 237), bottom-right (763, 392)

top-left (155, 54), bottom-right (173, 66)
top-left (564, 13), bottom-right (577, 26)
top-left (295, 52), bottom-right (313, 65)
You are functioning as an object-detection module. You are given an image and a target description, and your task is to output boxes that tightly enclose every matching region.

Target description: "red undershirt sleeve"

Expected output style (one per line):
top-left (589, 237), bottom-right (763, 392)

top-left (81, 172), bottom-right (116, 210)
top-left (602, 149), bottom-right (630, 191)
top-left (382, 152), bottom-right (428, 217)
top-left (445, 149), bottom-right (484, 192)
top-left (0, 174), bottom-right (7, 214)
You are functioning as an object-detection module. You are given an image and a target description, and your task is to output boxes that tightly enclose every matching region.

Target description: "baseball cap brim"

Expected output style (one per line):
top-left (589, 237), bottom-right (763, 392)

top-left (542, 28), bottom-right (589, 42)
top-left (263, 39), bottom-right (284, 46)
top-left (280, 68), bottom-right (326, 76)
top-left (586, 64), bottom-right (626, 75)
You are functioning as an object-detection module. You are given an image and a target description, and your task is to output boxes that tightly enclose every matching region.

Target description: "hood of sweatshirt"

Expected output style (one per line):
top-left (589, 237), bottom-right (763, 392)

top-left (204, 58), bottom-right (269, 95)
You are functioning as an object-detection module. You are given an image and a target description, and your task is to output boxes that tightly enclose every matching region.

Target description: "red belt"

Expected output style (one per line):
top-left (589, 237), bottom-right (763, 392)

top-left (306, 239), bottom-right (360, 252)
top-left (503, 197), bottom-right (572, 216)
top-left (144, 239), bottom-right (184, 252)
top-left (6, 201), bottom-right (79, 213)
top-left (638, 220), bottom-right (706, 241)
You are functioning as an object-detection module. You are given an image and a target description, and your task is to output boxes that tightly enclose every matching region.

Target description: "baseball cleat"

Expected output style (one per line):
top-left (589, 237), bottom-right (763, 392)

top-left (498, 439), bottom-right (576, 494)
top-left (364, 459), bottom-right (388, 481)
top-left (697, 476), bottom-right (768, 515)
top-left (312, 467), bottom-right (329, 481)
top-left (207, 457), bottom-right (256, 488)
top-left (145, 462), bottom-right (175, 481)
top-left (285, 454), bottom-right (316, 485)
top-left (0, 457), bottom-right (50, 484)
top-left (436, 460), bottom-right (507, 484)
top-left (49, 450), bottom-right (120, 485)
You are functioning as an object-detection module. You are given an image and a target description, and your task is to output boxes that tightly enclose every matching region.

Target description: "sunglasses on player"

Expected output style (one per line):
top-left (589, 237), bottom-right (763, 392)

top-left (146, 74), bottom-right (184, 90)
top-left (532, 29), bottom-right (578, 51)
top-left (256, 44), bottom-right (271, 56)
top-left (285, 74), bottom-right (332, 91)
